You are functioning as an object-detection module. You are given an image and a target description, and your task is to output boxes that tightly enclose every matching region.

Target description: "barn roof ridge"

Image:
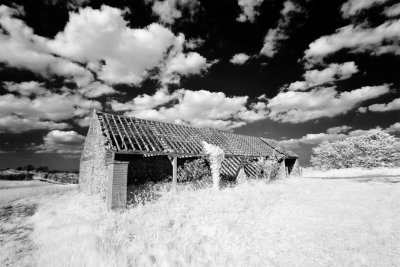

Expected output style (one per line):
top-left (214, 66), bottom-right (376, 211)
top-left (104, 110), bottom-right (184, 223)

top-left (93, 110), bottom-right (297, 158)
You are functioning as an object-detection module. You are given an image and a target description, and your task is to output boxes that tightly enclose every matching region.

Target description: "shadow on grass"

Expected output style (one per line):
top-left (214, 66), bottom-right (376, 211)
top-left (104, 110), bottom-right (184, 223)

top-left (354, 177), bottom-right (400, 184)
top-left (0, 203), bottom-right (37, 265)
top-left (305, 176), bottom-right (400, 184)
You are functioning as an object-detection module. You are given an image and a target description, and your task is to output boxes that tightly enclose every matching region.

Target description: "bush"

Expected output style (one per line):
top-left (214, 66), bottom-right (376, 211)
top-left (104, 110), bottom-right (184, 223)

top-left (311, 129), bottom-right (400, 169)
top-left (0, 171), bottom-right (33, 180)
top-left (177, 158), bottom-right (211, 183)
top-left (250, 154), bottom-right (283, 181)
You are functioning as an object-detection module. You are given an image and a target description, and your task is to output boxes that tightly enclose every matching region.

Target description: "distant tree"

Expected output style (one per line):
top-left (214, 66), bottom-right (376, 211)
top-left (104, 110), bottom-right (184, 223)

top-left (311, 129), bottom-right (400, 169)
top-left (22, 164), bottom-right (35, 172)
top-left (37, 166), bottom-right (49, 172)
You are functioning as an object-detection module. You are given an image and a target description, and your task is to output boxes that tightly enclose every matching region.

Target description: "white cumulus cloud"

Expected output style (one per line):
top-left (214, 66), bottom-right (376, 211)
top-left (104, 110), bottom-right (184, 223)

top-left (267, 84), bottom-right (390, 123)
top-left (147, 0), bottom-right (200, 25)
top-left (383, 3), bottom-right (400, 17)
top-left (110, 89), bottom-right (268, 130)
top-left (237, 0), bottom-right (264, 23)
top-left (230, 53), bottom-right (250, 65)
top-left (260, 0), bottom-right (303, 57)
top-left (360, 98), bottom-right (400, 112)
top-left (386, 122), bottom-right (400, 133)
top-left (304, 19), bottom-right (400, 63)
top-left (287, 62), bottom-right (359, 91)
top-left (341, 0), bottom-right (389, 18)
top-left (32, 130), bottom-right (85, 156)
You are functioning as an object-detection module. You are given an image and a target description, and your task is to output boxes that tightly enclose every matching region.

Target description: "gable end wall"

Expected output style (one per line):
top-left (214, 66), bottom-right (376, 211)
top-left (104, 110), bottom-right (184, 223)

top-left (79, 114), bottom-right (114, 199)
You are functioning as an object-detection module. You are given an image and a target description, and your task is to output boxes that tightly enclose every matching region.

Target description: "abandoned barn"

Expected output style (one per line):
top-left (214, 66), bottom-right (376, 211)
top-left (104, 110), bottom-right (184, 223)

top-left (79, 110), bottom-right (299, 208)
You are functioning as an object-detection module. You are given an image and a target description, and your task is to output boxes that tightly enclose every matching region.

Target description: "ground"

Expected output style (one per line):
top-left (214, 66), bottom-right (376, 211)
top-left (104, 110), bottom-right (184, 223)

top-left (1, 172), bottom-right (400, 266)
top-left (0, 180), bottom-right (78, 206)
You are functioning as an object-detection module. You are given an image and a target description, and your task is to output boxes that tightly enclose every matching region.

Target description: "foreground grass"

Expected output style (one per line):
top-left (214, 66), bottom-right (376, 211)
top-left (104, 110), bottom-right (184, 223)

top-left (21, 177), bottom-right (400, 267)
top-left (0, 180), bottom-right (78, 206)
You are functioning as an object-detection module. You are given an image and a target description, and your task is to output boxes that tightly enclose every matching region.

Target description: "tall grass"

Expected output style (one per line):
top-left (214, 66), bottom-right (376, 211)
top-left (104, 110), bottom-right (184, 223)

top-left (27, 176), bottom-right (400, 266)
top-left (30, 180), bottom-right (289, 266)
top-left (0, 184), bottom-right (78, 206)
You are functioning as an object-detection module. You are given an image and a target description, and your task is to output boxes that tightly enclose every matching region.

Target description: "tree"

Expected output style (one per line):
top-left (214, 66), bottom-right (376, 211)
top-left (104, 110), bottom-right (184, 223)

top-left (22, 164), bottom-right (35, 172)
top-left (37, 166), bottom-right (49, 172)
top-left (311, 129), bottom-right (400, 169)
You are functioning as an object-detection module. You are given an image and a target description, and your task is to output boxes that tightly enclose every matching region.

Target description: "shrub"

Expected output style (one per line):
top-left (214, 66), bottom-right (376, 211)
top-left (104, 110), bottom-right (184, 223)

top-left (250, 153), bottom-right (283, 181)
top-left (177, 158), bottom-right (211, 183)
top-left (311, 128), bottom-right (400, 169)
top-left (0, 171), bottom-right (33, 180)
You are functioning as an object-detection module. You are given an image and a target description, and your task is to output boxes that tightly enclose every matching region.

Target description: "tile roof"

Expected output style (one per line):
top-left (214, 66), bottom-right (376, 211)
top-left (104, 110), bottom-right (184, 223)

top-left (95, 110), bottom-right (297, 158)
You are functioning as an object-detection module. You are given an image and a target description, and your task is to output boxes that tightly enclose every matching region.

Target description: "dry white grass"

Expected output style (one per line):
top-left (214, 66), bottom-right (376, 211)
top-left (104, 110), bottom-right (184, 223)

top-left (0, 180), bottom-right (78, 206)
top-left (302, 167), bottom-right (400, 178)
top-left (21, 176), bottom-right (400, 267)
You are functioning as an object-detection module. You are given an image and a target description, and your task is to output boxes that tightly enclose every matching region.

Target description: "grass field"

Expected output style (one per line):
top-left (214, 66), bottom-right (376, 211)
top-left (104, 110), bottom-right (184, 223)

top-left (0, 180), bottom-right (78, 206)
top-left (1, 172), bottom-right (400, 266)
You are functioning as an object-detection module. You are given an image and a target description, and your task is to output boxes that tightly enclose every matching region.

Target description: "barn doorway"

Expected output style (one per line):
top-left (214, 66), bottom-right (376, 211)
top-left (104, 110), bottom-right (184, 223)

top-left (285, 158), bottom-right (297, 175)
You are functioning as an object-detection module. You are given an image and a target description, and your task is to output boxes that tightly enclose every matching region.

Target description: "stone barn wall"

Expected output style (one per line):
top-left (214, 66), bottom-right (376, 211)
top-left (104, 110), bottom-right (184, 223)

top-left (79, 115), bottom-right (114, 199)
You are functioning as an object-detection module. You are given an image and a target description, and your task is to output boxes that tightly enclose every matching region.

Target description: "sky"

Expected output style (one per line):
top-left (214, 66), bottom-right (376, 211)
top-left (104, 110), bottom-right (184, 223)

top-left (0, 0), bottom-right (399, 170)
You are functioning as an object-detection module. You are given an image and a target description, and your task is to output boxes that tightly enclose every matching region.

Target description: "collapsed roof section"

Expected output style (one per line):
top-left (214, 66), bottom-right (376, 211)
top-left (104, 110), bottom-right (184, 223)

top-left (95, 110), bottom-right (297, 158)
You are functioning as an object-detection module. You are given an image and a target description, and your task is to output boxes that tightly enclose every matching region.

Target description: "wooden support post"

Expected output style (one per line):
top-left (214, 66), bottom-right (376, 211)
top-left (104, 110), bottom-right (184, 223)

top-left (172, 156), bottom-right (177, 191)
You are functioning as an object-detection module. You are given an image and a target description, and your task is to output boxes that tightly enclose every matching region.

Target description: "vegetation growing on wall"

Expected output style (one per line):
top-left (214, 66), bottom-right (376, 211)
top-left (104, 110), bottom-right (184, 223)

top-left (202, 142), bottom-right (225, 190)
top-left (311, 129), bottom-right (400, 169)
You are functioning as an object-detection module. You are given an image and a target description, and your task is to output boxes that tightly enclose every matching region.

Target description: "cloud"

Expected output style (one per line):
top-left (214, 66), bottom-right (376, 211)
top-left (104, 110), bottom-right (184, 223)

top-left (360, 98), bottom-right (400, 112)
top-left (32, 130), bottom-right (85, 156)
top-left (267, 84), bottom-right (390, 123)
top-left (386, 122), bottom-right (400, 133)
top-left (383, 3), bottom-right (400, 17)
top-left (0, 5), bottom-right (212, 87)
top-left (164, 52), bottom-right (211, 75)
top-left (147, 0), bottom-right (200, 25)
top-left (45, 0), bottom-right (90, 10)
top-left (160, 51), bottom-right (217, 85)
top-left (341, 0), bottom-right (389, 18)
top-left (110, 88), bottom-right (178, 112)
top-left (49, 6), bottom-right (179, 84)
top-left (260, 0), bottom-right (303, 57)
top-left (304, 19), bottom-right (400, 62)
top-left (78, 82), bottom-right (118, 98)
top-left (0, 93), bottom-right (101, 121)
top-left (49, 5), bottom-right (213, 85)
top-left (0, 91), bottom-right (101, 133)
top-left (0, 116), bottom-right (70, 134)
top-left (236, 0), bottom-right (264, 22)
top-left (281, 124), bottom-right (399, 150)
top-left (230, 53), bottom-right (250, 65)
top-left (326, 125), bottom-right (353, 134)
top-left (185, 37), bottom-right (205, 49)
top-left (0, 5), bottom-right (94, 86)
top-left (287, 62), bottom-right (359, 91)
top-left (3, 81), bottom-right (48, 96)
top-left (280, 125), bottom-right (369, 149)
top-left (110, 89), bottom-right (268, 130)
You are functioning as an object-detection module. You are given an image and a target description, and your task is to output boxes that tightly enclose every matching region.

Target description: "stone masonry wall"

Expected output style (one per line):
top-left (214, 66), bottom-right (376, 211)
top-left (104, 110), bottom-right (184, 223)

top-left (79, 113), bottom-right (114, 200)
